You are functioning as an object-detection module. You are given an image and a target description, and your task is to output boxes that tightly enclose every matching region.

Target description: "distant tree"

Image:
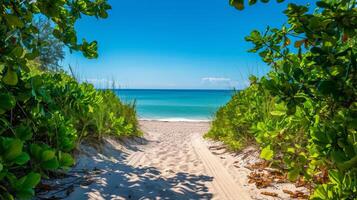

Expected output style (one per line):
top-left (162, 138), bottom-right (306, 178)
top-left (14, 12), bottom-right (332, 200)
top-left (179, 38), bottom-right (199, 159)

top-left (0, 0), bottom-right (111, 86)
top-left (35, 18), bottom-right (65, 71)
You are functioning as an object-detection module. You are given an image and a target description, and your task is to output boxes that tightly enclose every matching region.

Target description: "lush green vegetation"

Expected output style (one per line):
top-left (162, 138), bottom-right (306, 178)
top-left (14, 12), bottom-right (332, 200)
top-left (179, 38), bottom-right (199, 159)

top-left (207, 0), bottom-right (356, 199)
top-left (0, 1), bottom-right (140, 199)
top-left (206, 78), bottom-right (272, 150)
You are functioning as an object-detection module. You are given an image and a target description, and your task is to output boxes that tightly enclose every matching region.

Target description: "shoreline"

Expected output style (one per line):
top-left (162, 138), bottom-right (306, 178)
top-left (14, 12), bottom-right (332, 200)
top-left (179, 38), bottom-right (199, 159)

top-left (139, 118), bottom-right (212, 123)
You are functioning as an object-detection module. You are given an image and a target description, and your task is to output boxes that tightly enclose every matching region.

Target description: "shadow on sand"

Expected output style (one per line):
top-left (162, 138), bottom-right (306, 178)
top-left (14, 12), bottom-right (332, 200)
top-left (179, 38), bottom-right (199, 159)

top-left (37, 137), bottom-right (214, 200)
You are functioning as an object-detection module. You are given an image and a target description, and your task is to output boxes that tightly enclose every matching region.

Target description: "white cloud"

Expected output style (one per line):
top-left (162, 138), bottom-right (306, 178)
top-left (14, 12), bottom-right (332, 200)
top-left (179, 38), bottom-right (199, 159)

top-left (201, 77), bottom-right (251, 89)
top-left (201, 77), bottom-right (233, 89)
top-left (201, 77), bottom-right (231, 83)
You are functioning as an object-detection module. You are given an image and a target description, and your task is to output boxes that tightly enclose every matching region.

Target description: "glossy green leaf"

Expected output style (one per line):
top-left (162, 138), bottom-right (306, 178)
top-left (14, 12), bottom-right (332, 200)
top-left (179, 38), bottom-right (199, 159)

top-left (230, 0), bottom-right (244, 10)
top-left (41, 150), bottom-right (56, 162)
top-left (2, 68), bottom-right (18, 86)
top-left (41, 158), bottom-right (59, 170)
top-left (260, 145), bottom-right (274, 160)
top-left (14, 153), bottom-right (30, 165)
top-left (15, 125), bottom-right (33, 141)
top-left (0, 93), bottom-right (16, 114)
top-left (21, 172), bottom-right (41, 189)
top-left (30, 144), bottom-right (42, 160)
top-left (59, 152), bottom-right (74, 167)
top-left (4, 138), bottom-right (23, 161)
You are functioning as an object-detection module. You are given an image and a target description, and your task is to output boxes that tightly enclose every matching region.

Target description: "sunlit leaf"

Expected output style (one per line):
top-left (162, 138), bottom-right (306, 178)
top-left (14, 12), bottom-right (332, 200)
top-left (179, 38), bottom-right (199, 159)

top-left (2, 68), bottom-right (18, 86)
top-left (260, 145), bottom-right (274, 160)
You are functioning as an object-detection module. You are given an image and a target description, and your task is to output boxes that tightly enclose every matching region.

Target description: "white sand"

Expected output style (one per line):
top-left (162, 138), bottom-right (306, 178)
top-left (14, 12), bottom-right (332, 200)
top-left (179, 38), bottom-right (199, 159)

top-left (45, 120), bottom-right (307, 200)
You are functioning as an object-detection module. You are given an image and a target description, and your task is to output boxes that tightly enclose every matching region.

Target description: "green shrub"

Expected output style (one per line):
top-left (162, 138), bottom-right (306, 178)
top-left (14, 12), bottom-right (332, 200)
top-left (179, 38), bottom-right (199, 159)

top-left (0, 1), bottom-right (138, 199)
top-left (90, 89), bottom-right (141, 138)
top-left (210, 1), bottom-right (357, 199)
top-left (0, 69), bottom-right (140, 199)
top-left (205, 76), bottom-right (273, 150)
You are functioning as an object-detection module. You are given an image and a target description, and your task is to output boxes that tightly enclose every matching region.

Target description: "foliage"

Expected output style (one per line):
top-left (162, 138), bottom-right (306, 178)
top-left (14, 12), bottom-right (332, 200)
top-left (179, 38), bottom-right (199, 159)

top-left (92, 90), bottom-right (141, 138)
top-left (0, 1), bottom-right (141, 199)
top-left (205, 77), bottom-right (273, 150)
top-left (0, 68), bottom-right (140, 199)
top-left (209, 0), bottom-right (357, 199)
top-left (34, 18), bottom-right (65, 71)
top-left (230, 0), bottom-right (285, 10)
top-left (1, 0), bottom-right (111, 87)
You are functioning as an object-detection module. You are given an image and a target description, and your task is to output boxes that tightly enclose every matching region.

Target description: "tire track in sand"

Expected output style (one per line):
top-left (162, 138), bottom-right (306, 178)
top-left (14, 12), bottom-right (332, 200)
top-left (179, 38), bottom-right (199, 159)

top-left (192, 134), bottom-right (251, 200)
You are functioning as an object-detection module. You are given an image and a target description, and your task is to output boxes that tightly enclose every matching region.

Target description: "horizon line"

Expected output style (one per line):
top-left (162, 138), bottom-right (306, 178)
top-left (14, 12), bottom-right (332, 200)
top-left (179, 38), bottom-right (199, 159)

top-left (97, 88), bottom-right (238, 91)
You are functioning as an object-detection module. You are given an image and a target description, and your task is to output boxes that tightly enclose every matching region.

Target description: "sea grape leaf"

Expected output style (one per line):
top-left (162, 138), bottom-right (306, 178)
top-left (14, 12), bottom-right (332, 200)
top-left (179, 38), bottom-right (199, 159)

top-left (230, 0), bottom-right (244, 10)
top-left (0, 93), bottom-right (16, 114)
top-left (15, 125), bottom-right (33, 141)
top-left (81, 40), bottom-right (98, 58)
top-left (2, 68), bottom-right (18, 86)
top-left (4, 138), bottom-right (23, 161)
top-left (14, 152), bottom-right (30, 165)
top-left (288, 168), bottom-right (300, 181)
top-left (30, 144), bottom-right (42, 160)
top-left (15, 173), bottom-right (41, 199)
top-left (16, 189), bottom-right (34, 200)
top-left (59, 152), bottom-right (75, 167)
top-left (41, 158), bottom-right (59, 170)
top-left (21, 172), bottom-right (41, 189)
top-left (41, 150), bottom-right (56, 162)
top-left (260, 145), bottom-right (274, 160)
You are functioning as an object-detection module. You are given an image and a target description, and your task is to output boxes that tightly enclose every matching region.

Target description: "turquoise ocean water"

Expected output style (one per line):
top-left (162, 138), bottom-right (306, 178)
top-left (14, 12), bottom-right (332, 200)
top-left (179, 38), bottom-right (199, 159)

top-left (114, 89), bottom-right (234, 121)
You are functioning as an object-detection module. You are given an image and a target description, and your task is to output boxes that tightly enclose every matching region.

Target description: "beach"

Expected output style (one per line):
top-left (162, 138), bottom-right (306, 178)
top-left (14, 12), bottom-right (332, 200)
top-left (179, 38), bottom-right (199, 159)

top-left (5, 1), bottom-right (346, 200)
top-left (38, 120), bottom-right (307, 200)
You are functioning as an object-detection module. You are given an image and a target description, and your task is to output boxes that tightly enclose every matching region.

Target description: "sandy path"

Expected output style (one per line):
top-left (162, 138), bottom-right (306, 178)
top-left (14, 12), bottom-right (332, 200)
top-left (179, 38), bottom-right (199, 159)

top-left (130, 121), bottom-right (251, 200)
top-left (62, 121), bottom-right (251, 200)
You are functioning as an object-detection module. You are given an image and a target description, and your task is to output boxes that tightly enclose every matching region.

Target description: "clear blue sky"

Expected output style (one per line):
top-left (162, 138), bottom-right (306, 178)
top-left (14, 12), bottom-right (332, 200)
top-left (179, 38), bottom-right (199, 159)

top-left (64, 0), bottom-right (312, 89)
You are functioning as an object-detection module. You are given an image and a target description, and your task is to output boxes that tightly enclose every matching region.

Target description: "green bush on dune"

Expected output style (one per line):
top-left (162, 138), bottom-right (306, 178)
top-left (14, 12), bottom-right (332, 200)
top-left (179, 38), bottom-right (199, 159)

top-left (208, 0), bottom-right (356, 199)
top-left (0, 1), bottom-right (140, 199)
top-left (206, 76), bottom-right (273, 150)
top-left (0, 66), bottom-right (141, 199)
